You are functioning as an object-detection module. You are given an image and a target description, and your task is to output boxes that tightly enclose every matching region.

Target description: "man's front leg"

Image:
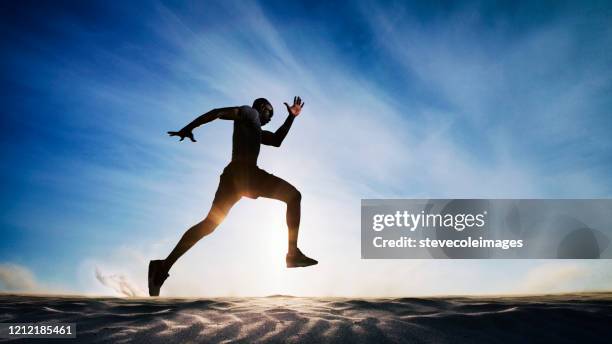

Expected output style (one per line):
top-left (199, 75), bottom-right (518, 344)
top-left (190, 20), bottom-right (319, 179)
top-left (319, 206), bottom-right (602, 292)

top-left (284, 190), bottom-right (317, 268)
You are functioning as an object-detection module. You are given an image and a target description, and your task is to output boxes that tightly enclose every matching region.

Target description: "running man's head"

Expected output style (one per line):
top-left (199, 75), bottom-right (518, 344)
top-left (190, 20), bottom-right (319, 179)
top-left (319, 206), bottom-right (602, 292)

top-left (253, 98), bottom-right (273, 126)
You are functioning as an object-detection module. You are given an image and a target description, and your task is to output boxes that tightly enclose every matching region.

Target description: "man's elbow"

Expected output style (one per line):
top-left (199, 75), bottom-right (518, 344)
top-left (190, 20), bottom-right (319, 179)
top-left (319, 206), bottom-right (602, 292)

top-left (264, 135), bottom-right (282, 147)
top-left (262, 132), bottom-right (283, 147)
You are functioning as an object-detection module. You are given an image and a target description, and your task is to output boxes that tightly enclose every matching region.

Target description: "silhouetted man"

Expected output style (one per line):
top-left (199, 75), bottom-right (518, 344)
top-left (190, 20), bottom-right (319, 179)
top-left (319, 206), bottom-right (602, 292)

top-left (148, 96), bottom-right (317, 296)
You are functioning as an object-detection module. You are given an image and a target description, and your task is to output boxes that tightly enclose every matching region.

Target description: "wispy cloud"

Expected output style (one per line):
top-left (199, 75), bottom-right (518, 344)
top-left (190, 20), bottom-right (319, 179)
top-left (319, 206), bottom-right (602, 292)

top-left (515, 261), bottom-right (612, 294)
top-left (0, 263), bottom-right (39, 292)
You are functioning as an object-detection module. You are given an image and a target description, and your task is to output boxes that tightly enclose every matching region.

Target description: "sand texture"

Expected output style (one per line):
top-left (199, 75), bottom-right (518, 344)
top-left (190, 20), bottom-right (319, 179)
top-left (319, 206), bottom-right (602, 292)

top-left (1, 293), bottom-right (611, 343)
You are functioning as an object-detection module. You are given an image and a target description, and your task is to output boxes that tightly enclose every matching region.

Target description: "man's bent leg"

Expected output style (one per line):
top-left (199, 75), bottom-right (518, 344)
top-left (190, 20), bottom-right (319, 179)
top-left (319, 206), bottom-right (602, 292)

top-left (256, 172), bottom-right (317, 267)
top-left (257, 174), bottom-right (301, 254)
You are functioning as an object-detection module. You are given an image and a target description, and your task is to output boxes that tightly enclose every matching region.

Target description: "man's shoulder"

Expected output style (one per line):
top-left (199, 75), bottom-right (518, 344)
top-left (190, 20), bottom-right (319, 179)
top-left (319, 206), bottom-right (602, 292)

top-left (238, 105), bottom-right (260, 123)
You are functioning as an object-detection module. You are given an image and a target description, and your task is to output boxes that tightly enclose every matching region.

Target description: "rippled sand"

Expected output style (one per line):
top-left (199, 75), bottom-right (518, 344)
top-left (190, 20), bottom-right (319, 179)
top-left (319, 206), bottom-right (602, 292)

top-left (1, 293), bottom-right (611, 343)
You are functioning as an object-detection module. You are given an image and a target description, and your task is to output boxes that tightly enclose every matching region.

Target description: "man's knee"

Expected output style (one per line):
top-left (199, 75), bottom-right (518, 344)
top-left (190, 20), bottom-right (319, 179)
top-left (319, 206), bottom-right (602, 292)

top-left (208, 203), bottom-right (232, 224)
top-left (289, 189), bottom-right (301, 204)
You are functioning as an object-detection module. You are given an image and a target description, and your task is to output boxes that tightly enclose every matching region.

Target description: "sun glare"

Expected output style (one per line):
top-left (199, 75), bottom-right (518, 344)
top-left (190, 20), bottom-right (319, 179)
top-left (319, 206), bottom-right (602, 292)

top-left (245, 202), bottom-right (292, 295)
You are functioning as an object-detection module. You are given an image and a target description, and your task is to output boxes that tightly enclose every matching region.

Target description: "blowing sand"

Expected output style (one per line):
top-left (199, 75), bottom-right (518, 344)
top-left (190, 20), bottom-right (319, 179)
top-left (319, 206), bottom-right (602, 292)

top-left (1, 292), bottom-right (611, 343)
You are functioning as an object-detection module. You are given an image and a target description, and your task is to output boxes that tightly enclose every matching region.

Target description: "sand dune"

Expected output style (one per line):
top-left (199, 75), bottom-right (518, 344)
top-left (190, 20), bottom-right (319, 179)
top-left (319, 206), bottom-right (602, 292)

top-left (1, 292), bottom-right (611, 343)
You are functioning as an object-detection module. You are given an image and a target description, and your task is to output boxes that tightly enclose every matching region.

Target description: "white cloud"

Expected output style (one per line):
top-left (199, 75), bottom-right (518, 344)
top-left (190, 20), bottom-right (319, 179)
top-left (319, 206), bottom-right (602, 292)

top-left (516, 260), bottom-right (612, 294)
top-left (0, 263), bottom-right (39, 292)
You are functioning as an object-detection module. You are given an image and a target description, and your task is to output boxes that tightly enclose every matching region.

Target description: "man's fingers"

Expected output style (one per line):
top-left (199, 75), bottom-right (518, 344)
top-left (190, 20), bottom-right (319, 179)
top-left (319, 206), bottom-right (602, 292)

top-left (189, 137), bottom-right (197, 142)
top-left (287, 97), bottom-right (304, 112)
top-left (300, 102), bottom-right (305, 108)
top-left (179, 136), bottom-right (185, 141)
top-left (167, 131), bottom-right (178, 136)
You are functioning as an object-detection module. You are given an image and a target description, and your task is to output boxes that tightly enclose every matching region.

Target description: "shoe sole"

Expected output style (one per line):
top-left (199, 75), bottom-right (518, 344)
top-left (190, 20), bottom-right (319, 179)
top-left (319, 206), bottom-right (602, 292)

top-left (286, 260), bottom-right (318, 268)
top-left (148, 260), bottom-right (160, 297)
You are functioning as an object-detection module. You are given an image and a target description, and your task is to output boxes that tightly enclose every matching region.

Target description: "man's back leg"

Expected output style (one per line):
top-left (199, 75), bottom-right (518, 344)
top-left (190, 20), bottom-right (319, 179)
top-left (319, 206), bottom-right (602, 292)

top-left (149, 181), bottom-right (240, 296)
top-left (165, 196), bottom-right (238, 268)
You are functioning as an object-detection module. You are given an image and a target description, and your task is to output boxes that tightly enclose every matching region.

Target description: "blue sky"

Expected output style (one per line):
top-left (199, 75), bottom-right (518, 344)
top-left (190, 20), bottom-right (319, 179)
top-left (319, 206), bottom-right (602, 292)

top-left (1, 0), bottom-right (612, 296)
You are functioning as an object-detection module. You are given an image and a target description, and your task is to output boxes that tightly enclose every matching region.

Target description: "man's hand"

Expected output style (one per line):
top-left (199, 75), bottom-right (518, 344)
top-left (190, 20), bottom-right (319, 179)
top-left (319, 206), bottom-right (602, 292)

top-left (284, 96), bottom-right (305, 117)
top-left (167, 128), bottom-right (196, 142)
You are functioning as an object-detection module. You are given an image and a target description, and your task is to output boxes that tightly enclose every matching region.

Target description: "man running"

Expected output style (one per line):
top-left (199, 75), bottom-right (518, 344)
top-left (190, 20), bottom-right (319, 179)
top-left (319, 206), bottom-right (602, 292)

top-left (148, 96), bottom-right (317, 296)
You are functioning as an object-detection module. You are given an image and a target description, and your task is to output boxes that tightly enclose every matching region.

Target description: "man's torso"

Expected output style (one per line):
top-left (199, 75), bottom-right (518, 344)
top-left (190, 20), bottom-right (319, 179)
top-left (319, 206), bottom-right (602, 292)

top-left (231, 105), bottom-right (261, 165)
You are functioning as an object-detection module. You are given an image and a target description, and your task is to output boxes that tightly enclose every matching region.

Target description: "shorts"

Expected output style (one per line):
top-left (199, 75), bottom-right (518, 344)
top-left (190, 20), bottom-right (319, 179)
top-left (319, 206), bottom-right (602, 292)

top-left (213, 162), bottom-right (280, 204)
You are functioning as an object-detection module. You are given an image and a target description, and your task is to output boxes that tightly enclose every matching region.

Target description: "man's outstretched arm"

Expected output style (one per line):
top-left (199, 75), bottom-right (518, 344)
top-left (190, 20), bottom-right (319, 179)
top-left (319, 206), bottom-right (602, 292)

top-left (262, 96), bottom-right (305, 147)
top-left (168, 107), bottom-right (239, 142)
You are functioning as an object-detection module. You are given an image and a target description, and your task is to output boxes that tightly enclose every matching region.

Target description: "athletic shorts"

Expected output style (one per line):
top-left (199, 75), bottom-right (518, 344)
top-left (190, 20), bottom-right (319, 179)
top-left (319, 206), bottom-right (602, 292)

top-left (213, 162), bottom-right (280, 204)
